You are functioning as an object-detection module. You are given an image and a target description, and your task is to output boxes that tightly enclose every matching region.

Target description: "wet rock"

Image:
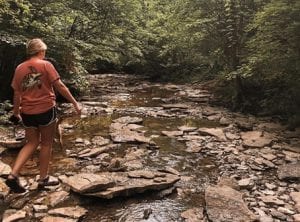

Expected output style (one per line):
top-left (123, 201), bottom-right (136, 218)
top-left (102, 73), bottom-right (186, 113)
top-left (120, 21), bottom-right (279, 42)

top-left (41, 216), bottom-right (77, 222)
top-left (113, 116), bottom-right (143, 124)
top-left (181, 207), bottom-right (204, 222)
top-left (2, 209), bottom-right (26, 222)
top-left (159, 167), bottom-right (180, 176)
top-left (198, 128), bottom-right (227, 142)
top-left (48, 206), bottom-right (88, 219)
top-left (178, 126), bottom-right (197, 132)
top-left (0, 178), bottom-right (9, 199)
top-left (110, 123), bottom-right (152, 144)
top-left (161, 131), bottom-right (183, 138)
top-left (278, 163), bottom-right (300, 181)
top-left (241, 131), bottom-right (274, 148)
top-left (83, 171), bottom-right (180, 199)
top-left (0, 161), bottom-right (11, 176)
top-left (0, 139), bottom-right (25, 149)
top-left (47, 191), bottom-right (69, 207)
top-left (79, 144), bottom-right (115, 158)
top-left (61, 173), bottom-right (115, 194)
top-left (205, 185), bottom-right (257, 222)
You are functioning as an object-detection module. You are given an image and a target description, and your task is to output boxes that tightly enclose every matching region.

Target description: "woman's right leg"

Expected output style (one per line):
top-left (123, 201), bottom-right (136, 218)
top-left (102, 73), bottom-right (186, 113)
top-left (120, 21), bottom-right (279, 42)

top-left (10, 127), bottom-right (40, 177)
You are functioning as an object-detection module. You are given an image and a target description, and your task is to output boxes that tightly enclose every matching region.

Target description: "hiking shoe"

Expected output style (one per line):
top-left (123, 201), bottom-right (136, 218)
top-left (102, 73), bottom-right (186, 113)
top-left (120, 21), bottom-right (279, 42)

top-left (5, 174), bottom-right (26, 193)
top-left (37, 176), bottom-right (59, 189)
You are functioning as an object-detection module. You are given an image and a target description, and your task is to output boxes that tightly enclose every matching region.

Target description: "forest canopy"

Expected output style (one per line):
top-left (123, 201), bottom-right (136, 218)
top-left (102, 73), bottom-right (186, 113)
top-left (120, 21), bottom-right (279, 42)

top-left (0, 0), bottom-right (299, 125)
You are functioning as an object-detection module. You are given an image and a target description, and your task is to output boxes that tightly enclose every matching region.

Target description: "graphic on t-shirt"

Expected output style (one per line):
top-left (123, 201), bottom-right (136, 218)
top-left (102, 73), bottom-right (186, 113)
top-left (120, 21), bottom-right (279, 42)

top-left (21, 66), bottom-right (43, 91)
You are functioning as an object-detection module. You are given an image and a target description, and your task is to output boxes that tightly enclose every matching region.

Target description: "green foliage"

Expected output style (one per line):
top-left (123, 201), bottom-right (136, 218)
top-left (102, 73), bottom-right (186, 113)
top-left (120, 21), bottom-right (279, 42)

top-left (0, 0), bottom-right (299, 124)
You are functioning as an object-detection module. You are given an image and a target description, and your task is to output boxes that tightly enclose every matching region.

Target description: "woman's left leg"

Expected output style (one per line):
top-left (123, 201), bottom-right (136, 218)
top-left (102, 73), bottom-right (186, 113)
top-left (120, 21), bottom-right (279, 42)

top-left (39, 120), bottom-right (56, 179)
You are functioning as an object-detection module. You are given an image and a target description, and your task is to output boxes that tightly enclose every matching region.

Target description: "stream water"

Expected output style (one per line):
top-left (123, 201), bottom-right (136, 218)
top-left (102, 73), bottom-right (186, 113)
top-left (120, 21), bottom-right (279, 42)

top-left (2, 75), bottom-right (220, 221)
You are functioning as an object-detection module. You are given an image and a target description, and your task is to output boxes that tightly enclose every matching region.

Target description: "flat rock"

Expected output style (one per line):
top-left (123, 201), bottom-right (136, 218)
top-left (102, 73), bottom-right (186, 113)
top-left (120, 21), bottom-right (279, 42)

top-left (186, 141), bottom-right (203, 153)
top-left (79, 144), bottom-right (115, 158)
top-left (161, 130), bottom-right (183, 138)
top-left (162, 104), bottom-right (189, 109)
top-left (0, 160), bottom-right (11, 176)
top-left (110, 123), bottom-right (152, 144)
top-left (0, 139), bottom-right (25, 149)
top-left (47, 191), bottom-right (69, 207)
top-left (260, 195), bottom-right (285, 206)
top-left (48, 206), bottom-right (88, 219)
top-left (83, 171), bottom-right (180, 199)
top-left (198, 128), bottom-right (227, 142)
top-left (217, 177), bottom-right (239, 190)
top-left (128, 170), bottom-right (155, 179)
top-left (2, 210), bottom-right (26, 222)
top-left (181, 207), bottom-right (204, 222)
top-left (293, 214), bottom-right (300, 222)
top-left (278, 163), bottom-right (300, 181)
top-left (205, 185), bottom-right (257, 222)
top-left (41, 216), bottom-right (77, 222)
top-left (61, 173), bottom-right (115, 194)
top-left (178, 126), bottom-right (197, 132)
top-left (241, 131), bottom-right (274, 148)
top-left (113, 116), bottom-right (143, 124)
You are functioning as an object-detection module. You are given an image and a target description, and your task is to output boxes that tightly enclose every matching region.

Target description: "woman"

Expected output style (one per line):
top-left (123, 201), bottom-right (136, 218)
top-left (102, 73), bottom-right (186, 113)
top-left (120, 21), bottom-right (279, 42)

top-left (5, 38), bottom-right (81, 193)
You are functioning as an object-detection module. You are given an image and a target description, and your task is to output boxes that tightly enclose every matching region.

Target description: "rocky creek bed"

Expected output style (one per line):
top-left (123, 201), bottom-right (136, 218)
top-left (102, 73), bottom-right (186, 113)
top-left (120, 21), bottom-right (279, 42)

top-left (0, 74), bottom-right (300, 222)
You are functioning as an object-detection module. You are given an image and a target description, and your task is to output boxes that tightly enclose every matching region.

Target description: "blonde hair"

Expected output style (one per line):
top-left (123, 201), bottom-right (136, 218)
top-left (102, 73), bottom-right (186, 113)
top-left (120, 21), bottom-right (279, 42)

top-left (26, 38), bottom-right (47, 56)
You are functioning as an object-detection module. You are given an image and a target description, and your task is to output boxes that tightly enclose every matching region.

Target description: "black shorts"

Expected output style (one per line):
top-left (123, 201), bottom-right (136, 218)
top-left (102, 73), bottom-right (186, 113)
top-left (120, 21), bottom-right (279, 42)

top-left (21, 107), bottom-right (57, 128)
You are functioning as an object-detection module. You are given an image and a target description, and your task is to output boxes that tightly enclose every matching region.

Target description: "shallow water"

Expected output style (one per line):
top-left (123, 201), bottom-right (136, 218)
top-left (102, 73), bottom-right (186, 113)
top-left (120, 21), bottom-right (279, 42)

top-left (1, 79), bottom-right (219, 221)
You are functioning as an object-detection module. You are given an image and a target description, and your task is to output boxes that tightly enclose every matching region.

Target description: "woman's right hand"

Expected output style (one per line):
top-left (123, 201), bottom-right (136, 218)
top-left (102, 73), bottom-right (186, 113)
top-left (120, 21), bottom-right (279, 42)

top-left (73, 102), bottom-right (82, 115)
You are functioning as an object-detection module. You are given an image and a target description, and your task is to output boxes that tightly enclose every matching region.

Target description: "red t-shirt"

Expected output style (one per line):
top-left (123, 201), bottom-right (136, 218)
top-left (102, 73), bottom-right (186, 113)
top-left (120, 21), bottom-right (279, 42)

top-left (11, 58), bottom-right (60, 114)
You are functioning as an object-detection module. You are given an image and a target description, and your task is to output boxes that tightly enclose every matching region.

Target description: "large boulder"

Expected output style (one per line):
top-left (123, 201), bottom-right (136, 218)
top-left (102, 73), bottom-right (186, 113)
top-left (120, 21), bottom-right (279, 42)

top-left (205, 185), bottom-right (257, 222)
top-left (61, 171), bottom-right (180, 199)
top-left (61, 173), bottom-right (115, 194)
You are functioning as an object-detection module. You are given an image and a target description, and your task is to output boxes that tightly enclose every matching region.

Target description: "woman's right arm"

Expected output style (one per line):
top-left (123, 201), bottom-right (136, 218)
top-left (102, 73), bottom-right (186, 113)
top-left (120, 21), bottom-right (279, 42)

top-left (53, 79), bottom-right (81, 115)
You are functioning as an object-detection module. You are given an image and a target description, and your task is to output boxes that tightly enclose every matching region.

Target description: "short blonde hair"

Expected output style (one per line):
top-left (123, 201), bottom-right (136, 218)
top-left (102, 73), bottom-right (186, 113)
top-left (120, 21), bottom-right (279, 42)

top-left (26, 38), bottom-right (47, 56)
